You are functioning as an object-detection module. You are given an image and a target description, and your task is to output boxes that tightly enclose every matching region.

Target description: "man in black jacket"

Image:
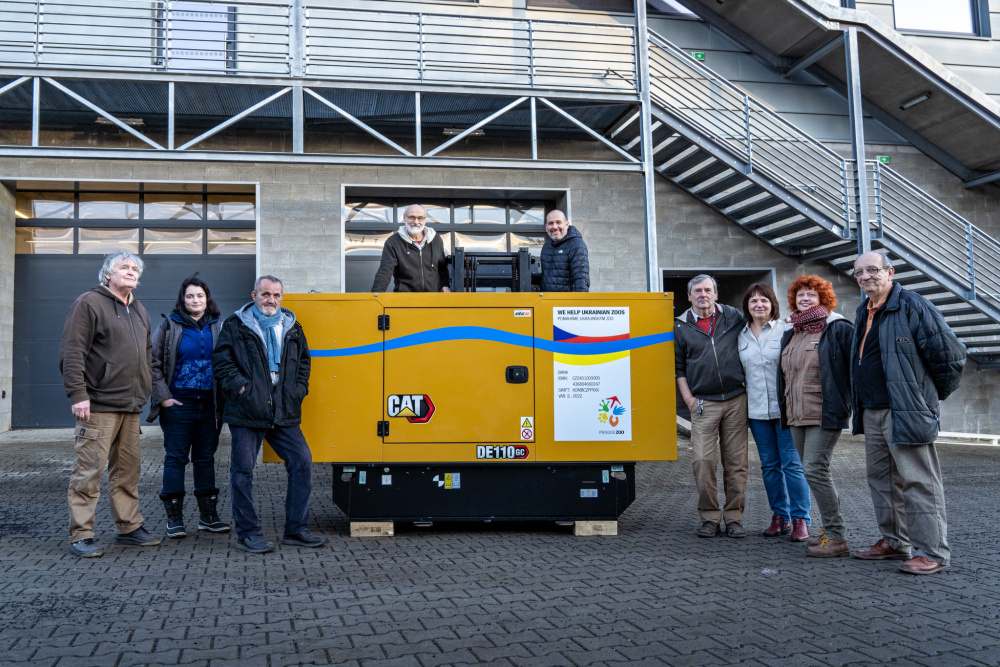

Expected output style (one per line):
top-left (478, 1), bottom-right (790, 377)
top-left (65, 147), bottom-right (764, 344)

top-left (213, 275), bottom-right (325, 554)
top-left (540, 210), bottom-right (589, 292)
top-left (850, 252), bottom-right (965, 575)
top-left (371, 204), bottom-right (452, 293)
top-left (675, 275), bottom-right (749, 538)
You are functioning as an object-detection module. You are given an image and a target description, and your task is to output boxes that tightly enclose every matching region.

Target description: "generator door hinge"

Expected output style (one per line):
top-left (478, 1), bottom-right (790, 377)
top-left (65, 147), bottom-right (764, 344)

top-left (377, 314), bottom-right (390, 330)
top-left (377, 420), bottom-right (389, 437)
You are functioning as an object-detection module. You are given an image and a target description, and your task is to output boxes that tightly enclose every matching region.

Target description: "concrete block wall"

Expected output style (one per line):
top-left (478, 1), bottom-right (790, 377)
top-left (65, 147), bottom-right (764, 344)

top-left (0, 182), bottom-right (12, 431)
top-left (2, 155), bottom-right (996, 434)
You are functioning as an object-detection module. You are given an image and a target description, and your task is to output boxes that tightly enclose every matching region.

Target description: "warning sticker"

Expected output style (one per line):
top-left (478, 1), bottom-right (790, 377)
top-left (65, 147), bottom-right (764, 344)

top-left (514, 310), bottom-right (531, 318)
top-left (520, 416), bottom-right (534, 440)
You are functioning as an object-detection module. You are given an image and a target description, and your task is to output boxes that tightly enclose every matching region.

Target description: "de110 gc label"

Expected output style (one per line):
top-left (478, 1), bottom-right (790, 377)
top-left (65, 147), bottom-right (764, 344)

top-left (476, 445), bottom-right (529, 460)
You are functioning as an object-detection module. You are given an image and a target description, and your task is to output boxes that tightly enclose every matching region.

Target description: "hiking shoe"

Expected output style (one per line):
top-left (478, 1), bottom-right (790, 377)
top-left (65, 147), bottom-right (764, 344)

top-left (236, 535), bottom-right (275, 554)
top-left (69, 538), bottom-right (103, 558)
top-left (807, 528), bottom-right (825, 548)
top-left (282, 531), bottom-right (327, 548)
top-left (114, 526), bottom-right (161, 547)
top-left (697, 521), bottom-right (720, 538)
top-left (805, 536), bottom-right (850, 558)
top-left (726, 522), bottom-right (747, 539)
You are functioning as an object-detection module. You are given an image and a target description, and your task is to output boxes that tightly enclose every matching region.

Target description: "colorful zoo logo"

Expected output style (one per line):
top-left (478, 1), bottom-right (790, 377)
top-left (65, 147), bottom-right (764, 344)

top-left (598, 396), bottom-right (626, 427)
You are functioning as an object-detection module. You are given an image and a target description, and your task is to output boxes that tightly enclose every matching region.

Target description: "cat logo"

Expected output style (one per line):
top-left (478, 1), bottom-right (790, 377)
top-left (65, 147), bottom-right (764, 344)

top-left (386, 394), bottom-right (435, 423)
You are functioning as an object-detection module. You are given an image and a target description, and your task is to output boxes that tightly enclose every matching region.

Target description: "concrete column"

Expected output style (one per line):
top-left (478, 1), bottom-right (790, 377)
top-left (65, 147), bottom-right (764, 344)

top-left (0, 182), bottom-right (14, 432)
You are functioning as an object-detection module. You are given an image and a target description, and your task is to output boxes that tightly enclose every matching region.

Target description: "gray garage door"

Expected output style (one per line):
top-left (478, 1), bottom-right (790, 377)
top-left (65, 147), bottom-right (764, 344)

top-left (13, 256), bottom-right (255, 428)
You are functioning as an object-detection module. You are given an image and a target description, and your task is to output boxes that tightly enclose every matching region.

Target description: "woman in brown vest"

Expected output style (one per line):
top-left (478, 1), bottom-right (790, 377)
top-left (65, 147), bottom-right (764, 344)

top-left (776, 275), bottom-right (854, 558)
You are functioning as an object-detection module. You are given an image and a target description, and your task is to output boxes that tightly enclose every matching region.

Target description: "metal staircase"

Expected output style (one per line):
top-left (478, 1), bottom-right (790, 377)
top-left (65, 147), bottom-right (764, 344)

top-left (609, 29), bottom-right (1000, 365)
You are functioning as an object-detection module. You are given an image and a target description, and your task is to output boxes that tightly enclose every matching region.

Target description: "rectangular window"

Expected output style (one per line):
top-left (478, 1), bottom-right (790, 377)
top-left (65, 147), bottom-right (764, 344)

top-left (160, 1), bottom-right (236, 71)
top-left (15, 227), bottom-right (74, 254)
top-left (207, 228), bottom-right (256, 254)
top-left (144, 194), bottom-right (203, 220)
top-left (78, 228), bottom-right (140, 255)
top-left (208, 195), bottom-right (255, 221)
top-left (79, 193), bottom-right (140, 220)
top-left (894, 0), bottom-right (989, 36)
top-left (16, 192), bottom-right (73, 219)
top-left (143, 228), bottom-right (204, 254)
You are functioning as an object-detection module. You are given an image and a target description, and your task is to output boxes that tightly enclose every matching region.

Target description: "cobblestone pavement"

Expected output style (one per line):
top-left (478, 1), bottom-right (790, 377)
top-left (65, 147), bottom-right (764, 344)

top-left (1, 427), bottom-right (999, 667)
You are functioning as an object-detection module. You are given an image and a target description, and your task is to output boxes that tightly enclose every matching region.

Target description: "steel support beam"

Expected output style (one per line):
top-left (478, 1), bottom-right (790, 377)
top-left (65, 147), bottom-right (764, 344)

top-left (635, 0), bottom-right (659, 292)
top-left (537, 98), bottom-right (638, 163)
top-left (783, 36), bottom-right (843, 80)
top-left (43, 77), bottom-right (164, 150)
top-left (424, 97), bottom-right (528, 157)
top-left (305, 88), bottom-right (411, 156)
top-left (167, 81), bottom-right (175, 150)
top-left (530, 97), bottom-right (538, 160)
top-left (178, 87), bottom-right (291, 151)
top-left (292, 84), bottom-right (304, 154)
top-left (0, 77), bottom-right (30, 99)
top-left (290, 0), bottom-right (304, 78)
top-left (845, 28), bottom-right (871, 255)
top-left (965, 170), bottom-right (1000, 189)
top-left (0, 145), bottom-right (643, 171)
top-left (415, 92), bottom-right (422, 157)
top-left (31, 77), bottom-right (40, 147)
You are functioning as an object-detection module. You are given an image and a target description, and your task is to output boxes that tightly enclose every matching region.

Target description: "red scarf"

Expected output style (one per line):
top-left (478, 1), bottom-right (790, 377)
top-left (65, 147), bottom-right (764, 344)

top-left (790, 305), bottom-right (829, 333)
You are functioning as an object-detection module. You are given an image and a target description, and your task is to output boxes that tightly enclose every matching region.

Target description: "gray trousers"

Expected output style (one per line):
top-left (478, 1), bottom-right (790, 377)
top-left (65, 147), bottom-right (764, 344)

top-left (789, 426), bottom-right (845, 541)
top-left (863, 408), bottom-right (949, 565)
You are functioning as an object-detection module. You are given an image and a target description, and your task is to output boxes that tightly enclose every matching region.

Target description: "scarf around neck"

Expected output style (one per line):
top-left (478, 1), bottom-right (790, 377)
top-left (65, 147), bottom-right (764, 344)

top-left (790, 305), bottom-right (829, 333)
top-left (251, 304), bottom-right (282, 372)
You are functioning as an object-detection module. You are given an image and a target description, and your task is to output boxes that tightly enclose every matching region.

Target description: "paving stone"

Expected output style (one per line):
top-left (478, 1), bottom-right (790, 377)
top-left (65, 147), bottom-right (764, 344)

top-left (1, 430), bottom-right (999, 666)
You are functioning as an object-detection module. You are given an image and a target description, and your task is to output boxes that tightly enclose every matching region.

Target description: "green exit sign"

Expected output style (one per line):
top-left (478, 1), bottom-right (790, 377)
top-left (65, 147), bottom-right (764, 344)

top-left (877, 155), bottom-right (891, 164)
top-left (691, 52), bottom-right (706, 61)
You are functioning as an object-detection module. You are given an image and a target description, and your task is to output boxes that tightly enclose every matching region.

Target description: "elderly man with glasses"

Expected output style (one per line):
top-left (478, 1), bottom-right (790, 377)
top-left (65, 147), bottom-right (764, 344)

top-left (850, 251), bottom-right (966, 575)
top-left (371, 204), bottom-right (452, 293)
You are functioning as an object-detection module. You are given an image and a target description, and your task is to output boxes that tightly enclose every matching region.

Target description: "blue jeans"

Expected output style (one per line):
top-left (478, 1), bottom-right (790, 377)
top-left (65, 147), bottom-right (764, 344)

top-left (229, 424), bottom-right (313, 539)
top-left (160, 399), bottom-right (221, 495)
top-left (749, 418), bottom-right (811, 522)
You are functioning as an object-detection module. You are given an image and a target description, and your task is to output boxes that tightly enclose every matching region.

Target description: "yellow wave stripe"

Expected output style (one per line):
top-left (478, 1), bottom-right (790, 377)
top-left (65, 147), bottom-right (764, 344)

top-left (553, 350), bottom-right (631, 365)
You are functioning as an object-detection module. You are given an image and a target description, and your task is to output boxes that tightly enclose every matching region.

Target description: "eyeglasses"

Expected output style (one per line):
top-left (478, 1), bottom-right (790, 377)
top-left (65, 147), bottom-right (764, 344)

top-left (406, 216), bottom-right (426, 222)
top-left (853, 266), bottom-right (889, 279)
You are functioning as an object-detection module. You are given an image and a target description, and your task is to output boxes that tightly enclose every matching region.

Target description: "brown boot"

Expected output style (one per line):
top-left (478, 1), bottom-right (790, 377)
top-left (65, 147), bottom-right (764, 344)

top-left (806, 528), bottom-right (825, 548)
top-left (805, 536), bottom-right (850, 558)
top-left (790, 518), bottom-right (809, 542)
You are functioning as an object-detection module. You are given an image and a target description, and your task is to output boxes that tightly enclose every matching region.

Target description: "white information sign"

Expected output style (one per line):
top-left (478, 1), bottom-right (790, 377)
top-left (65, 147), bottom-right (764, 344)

top-left (553, 307), bottom-right (631, 441)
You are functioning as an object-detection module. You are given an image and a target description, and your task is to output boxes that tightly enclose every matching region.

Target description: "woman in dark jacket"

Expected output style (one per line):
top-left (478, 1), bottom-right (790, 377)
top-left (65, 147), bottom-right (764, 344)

top-left (148, 275), bottom-right (229, 538)
top-left (777, 275), bottom-right (853, 558)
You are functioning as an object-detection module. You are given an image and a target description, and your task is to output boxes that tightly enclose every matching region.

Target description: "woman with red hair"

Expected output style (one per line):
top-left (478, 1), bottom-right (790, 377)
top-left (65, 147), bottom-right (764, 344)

top-left (777, 274), bottom-right (854, 558)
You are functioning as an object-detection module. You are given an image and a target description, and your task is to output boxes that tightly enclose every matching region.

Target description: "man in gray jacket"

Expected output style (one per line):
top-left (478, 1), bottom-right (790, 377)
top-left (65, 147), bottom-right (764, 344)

top-left (59, 251), bottom-right (160, 558)
top-left (850, 252), bottom-right (965, 575)
top-left (371, 204), bottom-right (452, 293)
top-left (675, 275), bottom-right (749, 539)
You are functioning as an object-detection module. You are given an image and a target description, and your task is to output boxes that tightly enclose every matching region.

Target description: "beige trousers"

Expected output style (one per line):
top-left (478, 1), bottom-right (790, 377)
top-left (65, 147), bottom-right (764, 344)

top-left (690, 394), bottom-right (749, 524)
top-left (67, 411), bottom-right (144, 542)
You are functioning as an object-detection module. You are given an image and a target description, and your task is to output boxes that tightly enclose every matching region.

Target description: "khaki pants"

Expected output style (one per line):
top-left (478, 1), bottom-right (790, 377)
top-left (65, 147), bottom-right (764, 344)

top-left (690, 394), bottom-right (749, 524)
top-left (68, 412), bottom-right (144, 542)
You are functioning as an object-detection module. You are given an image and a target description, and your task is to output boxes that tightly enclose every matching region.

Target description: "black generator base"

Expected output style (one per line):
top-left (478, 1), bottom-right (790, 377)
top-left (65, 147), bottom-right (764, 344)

top-left (331, 463), bottom-right (636, 522)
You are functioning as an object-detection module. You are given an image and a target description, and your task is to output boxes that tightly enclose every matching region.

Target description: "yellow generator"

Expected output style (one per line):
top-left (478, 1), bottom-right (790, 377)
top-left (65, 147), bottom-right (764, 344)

top-left (274, 292), bottom-right (676, 525)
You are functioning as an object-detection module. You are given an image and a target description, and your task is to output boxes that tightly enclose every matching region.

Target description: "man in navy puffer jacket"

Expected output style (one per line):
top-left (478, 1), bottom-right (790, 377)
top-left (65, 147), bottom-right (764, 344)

top-left (540, 210), bottom-right (589, 292)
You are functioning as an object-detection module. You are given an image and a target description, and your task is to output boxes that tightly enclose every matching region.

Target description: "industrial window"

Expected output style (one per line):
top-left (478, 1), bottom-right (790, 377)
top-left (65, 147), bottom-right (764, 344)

top-left (155, 1), bottom-right (236, 71)
top-left (894, 0), bottom-right (991, 37)
top-left (14, 183), bottom-right (255, 255)
top-left (343, 198), bottom-right (551, 292)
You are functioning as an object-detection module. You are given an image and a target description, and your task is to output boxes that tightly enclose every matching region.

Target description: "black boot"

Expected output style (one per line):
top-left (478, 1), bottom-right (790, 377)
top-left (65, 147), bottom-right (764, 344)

top-left (159, 491), bottom-right (187, 539)
top-left (195, 488), bottom-right (230, 533)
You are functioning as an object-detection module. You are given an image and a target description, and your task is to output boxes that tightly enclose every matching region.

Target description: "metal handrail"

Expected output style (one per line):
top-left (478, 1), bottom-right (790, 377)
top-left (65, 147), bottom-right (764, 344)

top-left (647, 29), bottom-right (848, 229)
top-left (0, 1), bottom-right (638, 92)
top-left (871, 161), bottom-right (1000, 309)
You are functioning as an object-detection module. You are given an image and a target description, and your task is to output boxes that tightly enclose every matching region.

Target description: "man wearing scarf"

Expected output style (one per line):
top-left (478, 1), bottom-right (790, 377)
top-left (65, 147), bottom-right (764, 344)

top-left (213, 275), bottom-right (326, 554)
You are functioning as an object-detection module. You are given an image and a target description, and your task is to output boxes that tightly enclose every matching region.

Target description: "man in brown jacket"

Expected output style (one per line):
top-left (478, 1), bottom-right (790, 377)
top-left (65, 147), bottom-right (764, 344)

top-left (59, 250), bottom-right (159, 557)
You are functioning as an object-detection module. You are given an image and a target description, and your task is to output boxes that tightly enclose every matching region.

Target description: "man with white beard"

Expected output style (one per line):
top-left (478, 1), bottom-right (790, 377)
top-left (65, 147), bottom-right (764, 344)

top-left (371, 204), bottom-right (452, 293)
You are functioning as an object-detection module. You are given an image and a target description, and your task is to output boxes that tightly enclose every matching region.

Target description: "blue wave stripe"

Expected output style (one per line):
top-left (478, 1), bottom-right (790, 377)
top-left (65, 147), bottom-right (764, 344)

top-left (311, 326), bottom-right (673, 358)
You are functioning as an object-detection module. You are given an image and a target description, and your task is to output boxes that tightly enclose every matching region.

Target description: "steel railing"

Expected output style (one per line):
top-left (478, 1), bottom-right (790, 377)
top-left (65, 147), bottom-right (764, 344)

top-left (871, 161), bottom-right (1000, 308)
top-left (0, 0), bottom-right (637, 91)
top-left (647, 30), bottom-right (849, 229)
